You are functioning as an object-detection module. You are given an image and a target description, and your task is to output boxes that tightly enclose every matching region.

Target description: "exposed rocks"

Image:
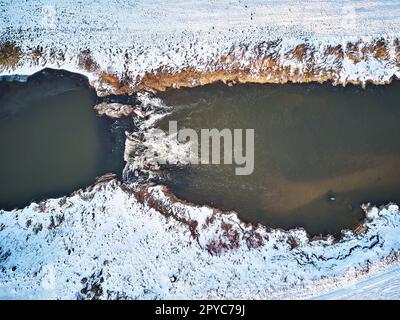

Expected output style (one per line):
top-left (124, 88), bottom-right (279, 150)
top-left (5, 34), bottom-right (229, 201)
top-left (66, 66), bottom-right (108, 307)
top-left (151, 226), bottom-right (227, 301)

top-left (95, 173), bottom-right (118, 184)
top-left (354, 225), bottom-right (369, 235)
top-left (94, 102), bottom-right (136, 118)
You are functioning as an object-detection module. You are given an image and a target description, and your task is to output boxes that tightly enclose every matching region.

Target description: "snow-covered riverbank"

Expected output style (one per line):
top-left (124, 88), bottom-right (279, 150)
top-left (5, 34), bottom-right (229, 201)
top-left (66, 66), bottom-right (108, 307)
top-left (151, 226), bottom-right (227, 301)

top-left (1, 1), bottom-right (400, 94)
top-left (1, 0), bottom-right (400, 299)
top-left (0, 180), bottom-right (399, 299)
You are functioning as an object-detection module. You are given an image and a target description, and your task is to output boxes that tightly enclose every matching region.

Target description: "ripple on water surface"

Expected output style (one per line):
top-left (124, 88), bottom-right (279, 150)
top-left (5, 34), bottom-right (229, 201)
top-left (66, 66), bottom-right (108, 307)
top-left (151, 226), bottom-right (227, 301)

top-left (157, 82), bottom-right (400, 235)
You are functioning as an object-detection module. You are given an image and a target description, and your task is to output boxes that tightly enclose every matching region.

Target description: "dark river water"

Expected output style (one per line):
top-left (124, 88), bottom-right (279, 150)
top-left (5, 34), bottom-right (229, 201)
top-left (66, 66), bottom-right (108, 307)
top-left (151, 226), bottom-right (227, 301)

top-left (2, 70), bottom-right (400, 236)
top-left (158, 82), bottom-right (400, 235)
top-left (0, 70), bottom-right (128, 210)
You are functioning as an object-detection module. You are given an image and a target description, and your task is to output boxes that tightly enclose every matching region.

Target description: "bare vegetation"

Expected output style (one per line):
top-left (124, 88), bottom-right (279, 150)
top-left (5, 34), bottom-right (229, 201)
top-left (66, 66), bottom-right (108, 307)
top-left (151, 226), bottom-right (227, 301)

top-left (0, 41), bottom-right (22, 70)
top-left (31, 46), bottom-right (43, 64)
top-left (78, 49), bottom-right (99, 72)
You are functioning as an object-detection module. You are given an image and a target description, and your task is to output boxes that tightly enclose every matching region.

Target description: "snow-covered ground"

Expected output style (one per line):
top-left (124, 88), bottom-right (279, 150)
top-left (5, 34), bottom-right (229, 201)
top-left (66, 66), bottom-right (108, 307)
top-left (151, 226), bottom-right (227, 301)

top-left (313, 263), bottom-right (400, 299)
top-left (0, 180), bottom-right (399, 300)
top-left (1, 0), bottom-right (400, 299)
top-left (1, 1), bottom-right (400, 93)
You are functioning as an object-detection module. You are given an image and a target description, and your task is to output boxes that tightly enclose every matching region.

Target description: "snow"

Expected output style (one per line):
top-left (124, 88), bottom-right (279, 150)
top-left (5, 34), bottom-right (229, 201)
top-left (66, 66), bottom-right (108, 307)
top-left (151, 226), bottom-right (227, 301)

top-left (1, 0), bottom-right (400, 299)
top-left (312, 263), bottom-right (400, 299)
top-left (0, 1), bottom-right (400, 93)
top-left (0, 181), bottom-right (399, 299)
